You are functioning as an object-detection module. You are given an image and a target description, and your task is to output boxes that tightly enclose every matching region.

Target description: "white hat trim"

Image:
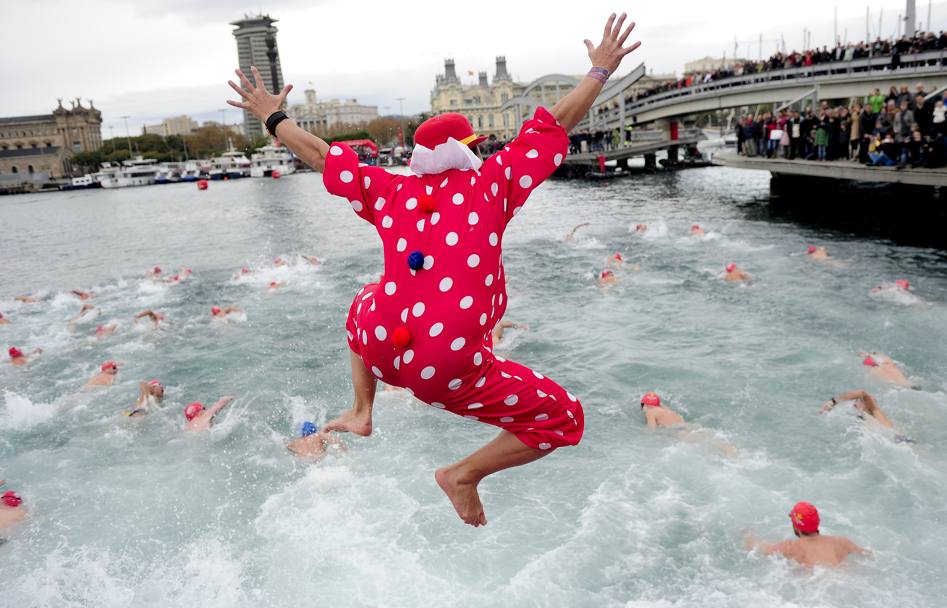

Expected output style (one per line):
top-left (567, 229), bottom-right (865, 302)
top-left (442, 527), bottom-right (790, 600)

top-left (409, 137), bottom-right (483, 176)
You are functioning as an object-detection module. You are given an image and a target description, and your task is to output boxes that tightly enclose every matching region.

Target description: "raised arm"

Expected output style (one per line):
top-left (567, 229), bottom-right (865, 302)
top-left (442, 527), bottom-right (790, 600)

top-left (227, 67), bottom-right (329, 170)
top-left (207, 395), bottom-right (234, 417)
top-left (550, 13), bottom-right (641, 131)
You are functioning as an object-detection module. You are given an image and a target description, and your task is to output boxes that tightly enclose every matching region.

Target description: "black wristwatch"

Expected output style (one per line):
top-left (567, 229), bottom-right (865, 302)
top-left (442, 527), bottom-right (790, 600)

top-left (265, 110), bottom-right (289, 137)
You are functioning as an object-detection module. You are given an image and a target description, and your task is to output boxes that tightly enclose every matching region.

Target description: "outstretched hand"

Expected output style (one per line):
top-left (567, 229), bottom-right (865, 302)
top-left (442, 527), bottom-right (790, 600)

top-left (227, 66), bottom-right (292, 122)
top-left (584, 13), bottom-right (641, 74)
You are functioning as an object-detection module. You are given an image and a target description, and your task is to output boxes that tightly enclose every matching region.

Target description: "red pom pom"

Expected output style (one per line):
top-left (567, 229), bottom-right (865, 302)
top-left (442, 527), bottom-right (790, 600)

top-left (392, 326), bottom-right (412, 348)
top-left (419, 194), bottom-right (437, 213)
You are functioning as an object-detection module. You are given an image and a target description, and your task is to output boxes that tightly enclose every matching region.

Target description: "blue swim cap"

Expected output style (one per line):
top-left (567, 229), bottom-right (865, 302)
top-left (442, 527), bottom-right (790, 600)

top-left (300, 421), bottom-right (318, 437)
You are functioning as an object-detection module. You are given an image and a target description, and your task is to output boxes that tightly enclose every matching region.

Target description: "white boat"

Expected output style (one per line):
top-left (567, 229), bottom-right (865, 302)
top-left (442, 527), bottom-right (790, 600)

top-left (97, 156), bottom-right (161, 188)
top-left (211, 141), bottom-right (252, 179)
top-left (179, 160), bottom-right (208, 182)
top-left (250, 144), bottom-right (296, 178)
top-left (92, 162), bottom-right (121, 188)
top-left (155, 163), bottom-right (181, 184)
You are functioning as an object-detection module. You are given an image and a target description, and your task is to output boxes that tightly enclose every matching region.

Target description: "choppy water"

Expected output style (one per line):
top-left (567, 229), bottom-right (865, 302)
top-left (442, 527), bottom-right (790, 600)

top-left (2, 168), bottom-right (947, 607)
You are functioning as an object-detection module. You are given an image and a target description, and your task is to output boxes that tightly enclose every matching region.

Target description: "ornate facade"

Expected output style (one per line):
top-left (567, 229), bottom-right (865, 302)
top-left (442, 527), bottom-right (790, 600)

top-left (288, 90), bottom-right (379, 134)
top-left (0, 98), bottom-right (102, 181)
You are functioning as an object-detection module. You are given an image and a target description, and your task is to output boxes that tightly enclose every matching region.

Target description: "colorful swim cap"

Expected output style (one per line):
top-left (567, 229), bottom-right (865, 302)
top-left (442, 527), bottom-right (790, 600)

top-left (807, 245), bottom-right (817, 254)
top-left (184, 402), bottom-right (204, 421)
top-left (600, 270), bottom-right (614, 279)
top-left (241, 267), bottom-right (250, 274)
top-left (789, 501), bottom-right (820, 534)
top-left (614, 252), bottom-right (623, 261)
top-left (1, 491), bottom-right (22, 508)
top-left (392, 326), bottom-right (412, 348)
top-left (640, 391), bottom-right (661, 407)
top-left (269, 281), bottom-right (278, 288)
top-left (691, 224), bottom-right (700, 230)
top-left (153, 266), bottom-right (161, 274)
top-left (300, 421), bottom-right (318, 437)
top-left (725, 263), bottom-right (737, 273)
top-left (863, 355), bottom-right (878, 367)
top-left (895, 279), bottom-right (910, 291)
top-left (148, 379), bottom-right (163, 389)
top-left (275, 257), bottom-right (284, 264)
top-left (101, 360), bottom-right (118, 372)
top-left (8, 347), bottom-right (23, 359)
top-left (211, 306), bottom-right (221, 316)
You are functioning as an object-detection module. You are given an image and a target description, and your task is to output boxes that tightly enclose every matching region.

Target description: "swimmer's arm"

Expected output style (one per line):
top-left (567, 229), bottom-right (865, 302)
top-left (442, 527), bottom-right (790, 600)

top-left (226, 67), bottom-right (329, 170)
top-left (207, 395), bottom-right (234, 417)
top-left (847, 539), bottom-right (872, 557)
top-left (550, 14), bottom-right (640, 131)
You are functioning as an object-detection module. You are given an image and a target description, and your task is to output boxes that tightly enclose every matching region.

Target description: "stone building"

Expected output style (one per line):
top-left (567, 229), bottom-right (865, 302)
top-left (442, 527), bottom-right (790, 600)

top-left (0, 98), bottom-right (102, 183)
top-left (288, 90), bottom-right (379, 134)
top-left (143, 115), bottom-right (198, 137)
top-left (231, 14), bottom-right (284, 140)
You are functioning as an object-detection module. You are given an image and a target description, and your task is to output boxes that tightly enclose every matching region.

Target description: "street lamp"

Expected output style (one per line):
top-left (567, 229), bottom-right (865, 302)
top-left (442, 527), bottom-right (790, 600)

top-left (120, 115), bottom-right (132, 156)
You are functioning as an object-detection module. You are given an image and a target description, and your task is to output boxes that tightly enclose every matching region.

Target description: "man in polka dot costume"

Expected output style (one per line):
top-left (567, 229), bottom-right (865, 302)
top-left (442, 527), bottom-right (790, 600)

top-left (228, 13), bottom-right (640, 526)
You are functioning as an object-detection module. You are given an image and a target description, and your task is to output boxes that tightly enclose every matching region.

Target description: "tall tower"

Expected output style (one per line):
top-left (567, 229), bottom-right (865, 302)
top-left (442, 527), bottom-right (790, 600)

top-left (231, 14), bottom-right (285, 139)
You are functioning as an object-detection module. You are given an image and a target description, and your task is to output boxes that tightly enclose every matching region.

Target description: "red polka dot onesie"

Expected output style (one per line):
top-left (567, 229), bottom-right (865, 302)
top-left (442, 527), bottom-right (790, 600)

top-left (323, 107), bottom-right (584, 451)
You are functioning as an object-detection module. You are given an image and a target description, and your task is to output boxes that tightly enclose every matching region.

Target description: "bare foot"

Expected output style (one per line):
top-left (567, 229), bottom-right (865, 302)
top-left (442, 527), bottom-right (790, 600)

top-left (435, 466), bottom-right (487, 527)
top-left (323, 407), bottom-right (372, 436)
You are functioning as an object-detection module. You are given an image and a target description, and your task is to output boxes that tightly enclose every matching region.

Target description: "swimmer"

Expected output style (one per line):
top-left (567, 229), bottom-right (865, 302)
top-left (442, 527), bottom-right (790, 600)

top-left (302, 255), bottom-right (322, 267)
top-left (870, 278), bottom-right (912, 295)
top-left (859, 351), bottom-right (912, 387)
top-left (70, 289), bottom-right (94, 300)
top-left (94, 323), bottom-right (118, 338)
top-left (287, 421), bottom-right (345, 460)
top-left (492, 320), bottom-right (527, 344)
top-left (274, 256), bottom-right (288, 267)
top-left (633, 223), bottom-right (648, 234)
top-left (639, 391), bottom-right (735, 456)
top-left (134, 309), bottom-right (165, 327)
top-left (124, 379), bottom-right (164, 417)
top-left (0, 483), bottom-right (28, 534)
top-left (564, 222), bottom-right (591, 242)
top-left (239, 266), bottom-right (253, 276)
top-left (0, 312), bottom-right (9, 325)
top-left (83, 360), bottom-right (122, 389)
top-left (183, 395), bottom-right (235, 431)
top-left (606, 252), bottom-right (624, 268)
top-left (268, 281), bottom-right (287, 291)
top-left (819, 390), bottom-right (911, 440)
top-left (8, 346), bottom-right (41, 366)
top-left (724, 262), bottom-right (751, 282)
top-left (690, 223), bottom-right (705, 237)
top-left (14, 294), bottom-right (39, 304)
top-left (164, 267), bottom-right (193, 284)
top-left (806, 245), bottom-right (829, 260)
top-left (68, 303), bottom-right (96, 323)
top-left (210, 305), bottom-right (244, 319)
top-left (598, 269), bottom-right (617, 286)
top-left (147, 265), bottom-right (162, 279)
top-left (744, 501), bottom-right (870, 567)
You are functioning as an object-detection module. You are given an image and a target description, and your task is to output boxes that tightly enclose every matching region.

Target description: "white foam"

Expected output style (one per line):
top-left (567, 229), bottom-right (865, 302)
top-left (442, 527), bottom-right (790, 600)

top-left (0, 390), bottom-right (58, 431)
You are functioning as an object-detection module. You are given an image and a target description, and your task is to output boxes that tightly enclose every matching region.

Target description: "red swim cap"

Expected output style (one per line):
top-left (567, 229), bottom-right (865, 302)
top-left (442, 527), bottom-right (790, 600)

top-left (153, 266), bottom-right (161, 274)
top-left (101, 360), bottom-right (117, 372)
top-left (640, 391), bottom-right (661, 407)
top-left (895, 279), bottom-right (910, 290)
top-left (726, 263), bottom-right (737, 273)
top-left (600, 270), bottom-right (614, 279)
top-left (211, 306), bottom-right (221, 316)
top-left (807, 245), bottom-right (817, 254)
top-left (863, 356), bottom-right (878, 367)
top-left (691, 224), bottom-right (701, 231)
top-left (8, 347), bottom-right (23, 359)
top-left (614, 252), bottom-right (623, 261)
top-left (1, 491), bottom-right (22, 508)
top-left (274, 257), bottom-right (284, 264)
top-left (241, 267), bottom-right (250, 274)
top-left (269, 281), bottom-right (278, 288)
top-left (148, 379), bottom-right (163, 389)
top-left (789, 501), bottom-right (820, 534)
top-left (184, 402), bottom-right (204, 421)
top-left (392, 326), bottom-right (412, 348)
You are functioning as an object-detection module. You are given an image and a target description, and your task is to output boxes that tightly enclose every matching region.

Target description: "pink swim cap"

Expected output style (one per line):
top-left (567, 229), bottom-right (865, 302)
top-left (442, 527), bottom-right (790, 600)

top-left (726, 263), bottom-right (737, 273)
top-left (148, 379), bottom-right (163, 389)
top-left (241, 267), bottom-right (250, 274)
top-left (1, 491), bottom-right (22, 508)
top-left (863, 356), bottom-right (878, 367)
top-left (640, 391), bottom-right (661, 407)
top-left (101, 360), bottom-right (117, 372)
top-left (184, 402), bottom-right (204, 421)
top-left (807, 245), bottom-right (817, 254)
top-left (153, 266), bottom-right (161, 274)
top-left (211, 306), bottom-right (221, 316)
top-left (269, 281), bottom-right (278, 288)
top-left (895, 279), bottom-right (910, 290)
top-left (8, 347), bottom-right (23, 359)
top-left (691, 223), bottom-right (701, 231)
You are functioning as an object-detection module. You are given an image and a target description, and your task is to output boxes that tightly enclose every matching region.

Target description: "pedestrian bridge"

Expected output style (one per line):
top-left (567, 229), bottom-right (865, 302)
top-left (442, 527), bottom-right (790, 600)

top-left (585, 50), bottom-right (947, 130)
top-left (561, 128), bottom-right (703, 167)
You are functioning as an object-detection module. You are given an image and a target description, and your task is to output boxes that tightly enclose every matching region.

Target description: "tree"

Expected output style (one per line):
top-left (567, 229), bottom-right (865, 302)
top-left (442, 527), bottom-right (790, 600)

top-left (365, 117), bottom-right (402, 147)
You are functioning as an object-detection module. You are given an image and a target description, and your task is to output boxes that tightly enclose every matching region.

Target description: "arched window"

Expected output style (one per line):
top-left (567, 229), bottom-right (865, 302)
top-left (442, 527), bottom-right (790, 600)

top-left (11, 166), bottom-right (18, 174)
top-left (28, 165), bottom-right (35, 174)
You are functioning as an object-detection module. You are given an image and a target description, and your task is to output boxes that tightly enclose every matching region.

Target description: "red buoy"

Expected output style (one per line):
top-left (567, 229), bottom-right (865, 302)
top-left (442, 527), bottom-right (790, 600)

top-left (197, 179), bottom-right (209, 190)
top-left (271, 170), bottom-right (281, 179)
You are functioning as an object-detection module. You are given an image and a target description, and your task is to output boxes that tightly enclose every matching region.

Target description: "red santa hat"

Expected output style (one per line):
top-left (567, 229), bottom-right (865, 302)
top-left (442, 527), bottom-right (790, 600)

top-left (409, 113), bottom-right (486, 176)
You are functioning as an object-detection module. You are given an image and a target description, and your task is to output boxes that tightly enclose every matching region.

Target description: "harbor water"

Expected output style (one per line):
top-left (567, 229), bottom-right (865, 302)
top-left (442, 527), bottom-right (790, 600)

top-left (2, 168), bottom-right (947, 607)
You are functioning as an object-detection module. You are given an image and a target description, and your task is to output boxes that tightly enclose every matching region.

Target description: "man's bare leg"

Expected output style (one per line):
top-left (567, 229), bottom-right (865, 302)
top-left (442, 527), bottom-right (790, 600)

top-left (435, 430), bottom-right (550, 527)
top-left (323, 351), bottom-right (377, 436)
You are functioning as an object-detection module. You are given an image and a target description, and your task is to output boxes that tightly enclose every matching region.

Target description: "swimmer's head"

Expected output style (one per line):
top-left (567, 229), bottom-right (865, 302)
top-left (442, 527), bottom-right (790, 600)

top-left (101, 360), bottom-right (118, 373)
top-left (274, 257), bottom-right (284, 265)
top-left (0, 312), bottom-right (4, 319)
top-left (148, 379), bottom-right (165, 397)
top-left (1, 490), bottom-right (22, 508)
top-left (300, 421), bottom-right (318, 437)
top-left (8, 347), bottom-right (23, 359)
top-left (789, 501), bottom-right (820, 536)
top-left (690, 223), bottom-right (702, 233)
top-left (211, 306), bottom-right (222, 316)
top-left (153, 266), bottom-right (161, 274)
top-left (269, 281), bottom-right (278, 288)
top-left (635, 223), bottom-right (647, 232)
top-left (725, 263), bottom-right (737, 273)
top-left (863, 355), bottom-right (879, 367)
top-left (241, 267), bottom-right (250, 275)
top-left (183, 402), bottom-right (204, 421)
top-left (183, 268), bottom-right (192, 276)
top-left (600, 270), bottom-right (614, 279)
top-left (613, 252), bottom-right (623, 261)
top-left (895, 279), bottom-right (910, 291)
top-left (807, 245), bottom-right (817, 254)
top-left (640, 391), bottom-right (661, 408)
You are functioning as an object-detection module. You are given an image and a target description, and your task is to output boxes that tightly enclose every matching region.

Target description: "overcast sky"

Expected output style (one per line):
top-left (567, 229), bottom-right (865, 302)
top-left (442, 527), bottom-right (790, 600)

top-left (2, 0), bottom-right (944, 136)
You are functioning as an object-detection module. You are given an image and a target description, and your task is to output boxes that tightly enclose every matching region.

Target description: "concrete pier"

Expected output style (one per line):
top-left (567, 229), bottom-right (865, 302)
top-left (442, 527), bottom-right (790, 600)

top-left (713, 150), bottom-right (947, 187)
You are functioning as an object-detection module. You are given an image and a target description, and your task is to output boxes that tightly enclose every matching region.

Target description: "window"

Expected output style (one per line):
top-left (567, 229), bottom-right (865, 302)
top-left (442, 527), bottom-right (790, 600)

top-left (11, 166), bottom-right (18, 174)
top-left (501, 93), bottom-right (509, 103)
top-left (28, 165), bottom-right (34, 174)
top-left (477, 116), bottom-right (483, 129)
top-left (31, 142), bottom-right (37, 148)
top-left (73, 141), bottom-right (81, 152)
top-left (16, 144), bottom-right (22, 149)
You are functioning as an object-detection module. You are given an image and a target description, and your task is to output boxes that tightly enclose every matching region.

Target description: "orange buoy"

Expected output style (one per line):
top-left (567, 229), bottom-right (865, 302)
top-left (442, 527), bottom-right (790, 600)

top-left (197, 179), bottom-right (209, 190)
top-left (271, 170), bottom-right (281, 179)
